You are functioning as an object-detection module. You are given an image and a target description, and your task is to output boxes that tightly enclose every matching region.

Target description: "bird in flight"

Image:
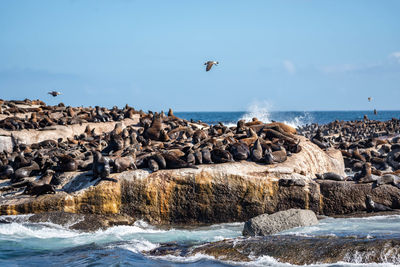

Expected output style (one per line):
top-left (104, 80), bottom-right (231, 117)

top-left (368, 97), bottom-right (372, 102)
top-left (48, 91), bottom-right (62, 97)
top-left (204, 61), bottom-right (219, 72)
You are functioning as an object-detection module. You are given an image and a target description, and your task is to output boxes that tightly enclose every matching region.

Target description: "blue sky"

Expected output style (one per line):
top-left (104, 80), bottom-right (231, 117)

top-left (0, 0), bottom-right (399, 111)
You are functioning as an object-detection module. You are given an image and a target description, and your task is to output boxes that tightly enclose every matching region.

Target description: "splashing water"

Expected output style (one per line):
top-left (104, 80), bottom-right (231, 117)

top-left (0, 215), bottom-right (400, 266)
top-left (237, 101), bottom-right (313, 128)
top-left (239, 101), bottom-right (272, 124)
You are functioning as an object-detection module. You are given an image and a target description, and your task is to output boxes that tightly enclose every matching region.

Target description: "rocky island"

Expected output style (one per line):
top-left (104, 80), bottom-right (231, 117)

top-left (0, 99), bottom-right (399, 264)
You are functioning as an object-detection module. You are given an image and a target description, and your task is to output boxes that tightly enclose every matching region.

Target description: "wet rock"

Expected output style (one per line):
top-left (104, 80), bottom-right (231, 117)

top-left (28, 211), bottom-right (135, 231)
top-left (154, 235), bottom-right (400, 265)
top-left (242, 209), bottom-right (318, 236)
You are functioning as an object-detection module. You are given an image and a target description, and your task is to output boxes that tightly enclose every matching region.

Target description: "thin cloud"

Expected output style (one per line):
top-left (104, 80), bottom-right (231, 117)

top-left (390, 52), bottom-right (400, 63)
top-left (283, 60), bottom-right (296, 74)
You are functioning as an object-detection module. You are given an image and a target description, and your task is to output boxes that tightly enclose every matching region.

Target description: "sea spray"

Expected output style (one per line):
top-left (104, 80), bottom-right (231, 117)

top-left (239, 101), bottom-right (273, 124)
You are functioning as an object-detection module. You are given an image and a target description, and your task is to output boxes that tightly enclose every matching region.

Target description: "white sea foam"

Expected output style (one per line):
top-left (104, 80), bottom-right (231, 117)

top-left (227, 101), bottom-right (313, 128)
top-left (149, 253), bottom-right (216, 263)
top-left (118, 239), bottom-right (159, 253)
top-left (282, 111), bottom-right (313, 129)
top-left (1, 215), bottom-right (400, 266)
top-left (0, 222), bottom-right (80, 239)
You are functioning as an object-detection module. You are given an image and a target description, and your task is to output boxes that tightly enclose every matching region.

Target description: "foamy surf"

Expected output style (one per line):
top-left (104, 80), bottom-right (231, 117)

top-left (224, 102), bottom-right (314, 128)
top-left (0, 215), bottom-right (399, 266)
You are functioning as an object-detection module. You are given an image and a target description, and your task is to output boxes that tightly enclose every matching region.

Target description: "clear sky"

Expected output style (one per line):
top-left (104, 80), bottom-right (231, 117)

top-left (0, 0), bottom-right (399, 111)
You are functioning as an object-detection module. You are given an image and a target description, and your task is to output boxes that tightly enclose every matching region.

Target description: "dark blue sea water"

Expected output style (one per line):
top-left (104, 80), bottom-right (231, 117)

top-left (2, 111), bottom-right (400, 266)
top-left (175, 110), bottom-right (400, 127)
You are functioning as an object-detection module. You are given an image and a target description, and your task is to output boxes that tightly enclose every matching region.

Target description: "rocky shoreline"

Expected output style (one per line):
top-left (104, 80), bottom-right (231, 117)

top-left (0, 100), bottom-right (399, 225)
top-left (0, 99), bottom-right (400, 264)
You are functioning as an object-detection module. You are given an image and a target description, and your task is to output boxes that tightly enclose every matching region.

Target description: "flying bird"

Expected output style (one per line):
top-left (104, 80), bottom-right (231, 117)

top-left (48, 91), bottom-right (62, 97)
top-left (368, 97), bottom-right (372, 102)
top-left (204, 61), bottom-right (219, 72)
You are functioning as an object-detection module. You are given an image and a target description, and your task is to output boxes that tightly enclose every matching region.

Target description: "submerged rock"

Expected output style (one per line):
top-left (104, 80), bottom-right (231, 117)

top-left (28, 211), bottom-right (135, 231)
top-left (242, 209), bottom-right (318, 236)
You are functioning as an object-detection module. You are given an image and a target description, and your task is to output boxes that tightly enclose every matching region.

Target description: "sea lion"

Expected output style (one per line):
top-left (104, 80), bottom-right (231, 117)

top-left (251, 139), bottom-right (263, 162)
top-left (357, 163), bottom-right (378, 183)
top-left (0, 165), bottom-right (14, 180)
top-left (37, 169), bottom-right (55, 185)
top-left (162, 152), bottom-right (195, 169)
top-left (23, 182), bottom-right (56, 197)
top-left (365, 195), bottom-right (393, 212)
top-left (193, 129), bottom-right (208, 143)
top-left (147, 158), bottom-right (159, 172)
top-left (236, 120), bottom-right (246, 134)
top-left (265, 122), bottom-right (297, 135)
top-left (279, 178), bottom-right (306, 187)
top-left (311, 129), bottom-right (330, 149)
top-left (376, 174), bottom-right (400, 188)
top-left (58, 155), bottom-right (78, 172)
top-left (112, 155), bottom-right (137, 173)
top-left (201, 147), bottom-right (213, 164)
top-left (152, 153), bottom-right (167, 169)
top-left (270, 150), bottom-right (287, 163)
top-left (211, 148), bottom-right (233, 163)
top-left (186, 151), bottom-right (195, 165)
top-left (144, 114), bottom-right (163, 141)
top-left (194, 149), bottom-right (203, 165)
top-left (229, 142), bottom-right (249, 161)
top-left (352, 148), bottom-right (366, 162)
top-left (12, 161), bottom-right (40, 183)
top-left (316, 172), bottom-right (345, 181)
top-left (245, 117), bottom-right (262, 127)
top-left (264, 147), bottom-right (275, 164)
top-left (92, 151), bottom-right (111, 181)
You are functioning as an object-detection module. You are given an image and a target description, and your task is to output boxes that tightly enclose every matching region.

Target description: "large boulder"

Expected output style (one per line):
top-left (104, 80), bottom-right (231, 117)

top-left (242, 208), bottom-right (318, 236)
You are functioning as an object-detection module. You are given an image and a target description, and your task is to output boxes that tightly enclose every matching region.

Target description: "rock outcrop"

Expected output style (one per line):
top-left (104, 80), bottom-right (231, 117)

top-left (242, 209), bottom-right (318, 236)
top-left (0, 136), bottom-right (349, 225)
top-left (0, 117), bottom-right (139, 152)
top-left (149, 235), bottom-right (400, 265)
top-left (0, 134), bottom-right (399, 226)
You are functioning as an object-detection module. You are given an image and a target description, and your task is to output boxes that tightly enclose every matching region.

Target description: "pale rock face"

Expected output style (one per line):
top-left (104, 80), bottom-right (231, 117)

top-left (0, 117), bottom-right (139, 152)
top-left (0, 136), bottom-right (347, 225)
top-left (242, 208), bottom-right (318, 236)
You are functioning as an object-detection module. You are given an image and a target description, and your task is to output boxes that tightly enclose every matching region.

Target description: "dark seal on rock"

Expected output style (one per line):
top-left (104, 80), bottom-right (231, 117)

top-left (316, 172), bottom-right (345, 181)
top-left (365, 195), bottom-right (394, 212)
top-left (23, 183), bottom-right (56, 197)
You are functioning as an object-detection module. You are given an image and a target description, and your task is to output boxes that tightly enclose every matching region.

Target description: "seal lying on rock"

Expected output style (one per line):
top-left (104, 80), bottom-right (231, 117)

top-left (23, 183), bottom-right (56, 197)
top-left (365, 195), bottom-right (394, 212)
top-left (316, 172), bottom-right (345, 181)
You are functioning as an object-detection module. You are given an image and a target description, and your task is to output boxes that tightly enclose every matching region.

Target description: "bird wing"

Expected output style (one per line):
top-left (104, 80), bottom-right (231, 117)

top-left (206, 62), bottom-right (213, 71)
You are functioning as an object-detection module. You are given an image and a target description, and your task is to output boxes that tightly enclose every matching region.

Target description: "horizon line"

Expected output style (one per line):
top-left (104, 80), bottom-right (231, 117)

top-left (174, 109), bottom-right (400, 113)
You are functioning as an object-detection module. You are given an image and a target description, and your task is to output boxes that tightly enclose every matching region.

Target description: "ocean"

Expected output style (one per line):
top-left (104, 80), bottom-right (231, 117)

top-left (2, 110), bottom-right (400, 266)
top-left (1, 215), bottom-right (400, 266)
top-left (175, 110), bottom-right (400, 128)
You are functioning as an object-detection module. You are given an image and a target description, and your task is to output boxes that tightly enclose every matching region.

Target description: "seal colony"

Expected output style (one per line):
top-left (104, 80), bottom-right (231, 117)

top-left (0, 99), bottom-right (139, 130)
top-left (298, 118), bottom-right (400, 190)
top-left (0, 99), bottom-right (301, 197)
